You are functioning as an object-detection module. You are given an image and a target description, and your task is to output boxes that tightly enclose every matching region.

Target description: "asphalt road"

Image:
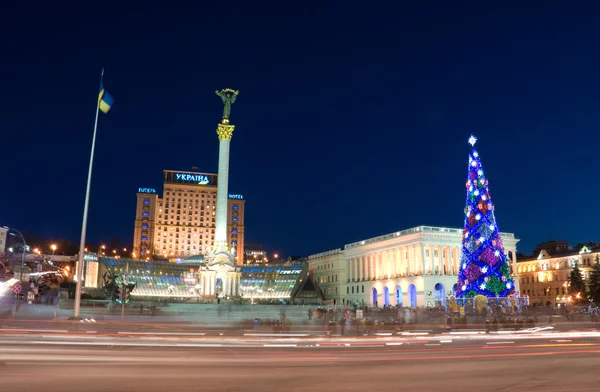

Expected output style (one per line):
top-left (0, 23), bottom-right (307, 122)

top-left (1, 341), bottom-right (599, 391)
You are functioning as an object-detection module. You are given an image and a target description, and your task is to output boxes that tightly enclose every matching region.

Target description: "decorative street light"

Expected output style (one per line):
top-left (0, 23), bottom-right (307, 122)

top-left (3, 226), bottom-right (28, 318)
top-left (3, 226), bottom-right (27, 282)
top-left (51, 244), bottom-right (57, 260)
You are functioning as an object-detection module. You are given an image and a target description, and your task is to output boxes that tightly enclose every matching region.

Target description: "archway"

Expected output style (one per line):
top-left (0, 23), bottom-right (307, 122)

top-left (396, 285), bottom-right (403, 306)
top-left (408, 284), bottom-right (417, 307)
top-left (372, 288), bottom-right (378, 307)
top-left (434, 283), bottom-right (445, 307)
top-left (215, 277), bottom-right (223, 296)
top-left (383, 286), bottom-right (390, 307)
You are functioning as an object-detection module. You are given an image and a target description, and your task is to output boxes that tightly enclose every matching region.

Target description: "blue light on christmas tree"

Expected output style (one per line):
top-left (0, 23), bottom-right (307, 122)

top-left (455, 135), bottom-right (515, 298)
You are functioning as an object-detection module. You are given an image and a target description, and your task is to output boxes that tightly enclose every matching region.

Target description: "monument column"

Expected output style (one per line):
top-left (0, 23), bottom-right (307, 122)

top-left (212, 88), bottom-right (239, 256)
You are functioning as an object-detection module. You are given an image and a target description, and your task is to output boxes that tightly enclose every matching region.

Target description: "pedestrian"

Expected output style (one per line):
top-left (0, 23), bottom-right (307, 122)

top-left (339, 317), bottom-right (346, 336)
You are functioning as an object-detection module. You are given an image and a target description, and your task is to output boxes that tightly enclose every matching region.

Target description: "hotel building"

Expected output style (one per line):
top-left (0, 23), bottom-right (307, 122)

top-left (308, 225), bottom-right (519, 307)
top-left (133, 169), bottom-right (246, 264)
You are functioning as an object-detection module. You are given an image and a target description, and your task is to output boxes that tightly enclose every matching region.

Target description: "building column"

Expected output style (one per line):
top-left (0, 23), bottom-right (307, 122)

top-left (420, 246), bottom-right (425, 275)
top-left (359, 257), bottom-right (364, 281)
top-left (360, 256), bottom-right (367, 280)
top-left (454, 246), bottom-right (460, 274)
top-left (372, 254), bottom-right (376, 279)
top-left (386, 250), bottom-right (391, 278)
top-left (511, 249), bottom-right (518, 276)
top-left (373, 253), bottom-right (378, 279)
top-left (346, 259), bottom-right (350, 281)
top-left (441, 247), bottom-right (445, 275)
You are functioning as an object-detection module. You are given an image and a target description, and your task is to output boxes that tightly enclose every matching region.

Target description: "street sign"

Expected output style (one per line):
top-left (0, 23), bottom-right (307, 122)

top-left (12, 284), bottom-right (21, 294)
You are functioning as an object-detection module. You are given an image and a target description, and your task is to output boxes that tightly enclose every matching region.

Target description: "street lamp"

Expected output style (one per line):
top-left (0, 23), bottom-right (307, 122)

top-left (3, 226), bottom-right (27, 282)
top-left (51, 244), bottom-right (57, 258)
top-left (4, 226), bottom-right (27, 318)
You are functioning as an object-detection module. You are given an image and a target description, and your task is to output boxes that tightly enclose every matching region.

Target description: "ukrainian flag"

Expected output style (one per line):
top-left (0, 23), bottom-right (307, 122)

top-left (98, 81), bottom-right (114, 113)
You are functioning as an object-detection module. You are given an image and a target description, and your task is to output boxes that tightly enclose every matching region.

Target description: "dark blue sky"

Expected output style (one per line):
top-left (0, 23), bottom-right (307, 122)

top-left (2, 2), bottom-right (599, 256)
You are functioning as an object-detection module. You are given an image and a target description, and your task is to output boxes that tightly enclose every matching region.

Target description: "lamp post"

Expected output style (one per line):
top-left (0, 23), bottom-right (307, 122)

top-left (3, 227), bottom-right (27, 282)
top-left (51, 244), bottom-right (57, 260)
top-left (4, 226), bottom-right (27, 317)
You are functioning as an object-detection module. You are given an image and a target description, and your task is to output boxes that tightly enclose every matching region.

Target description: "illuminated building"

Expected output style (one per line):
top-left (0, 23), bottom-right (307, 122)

top-left (308, 225), bottom-right (519, 307)
top-left (244, 243), bottom-right (267, 264)
top-left (0, 226), bottom-right (7, 255)
top-left (307, 249), bottom-right (345, 303)
top-left (132, 170), bottom-right (246, 264)
top-left (518, 243), bottom-right (599, 306)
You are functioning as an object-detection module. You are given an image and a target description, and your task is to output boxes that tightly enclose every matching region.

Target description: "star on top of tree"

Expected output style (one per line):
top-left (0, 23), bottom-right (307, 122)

top-left (468, 135), bottom-right (477, 146)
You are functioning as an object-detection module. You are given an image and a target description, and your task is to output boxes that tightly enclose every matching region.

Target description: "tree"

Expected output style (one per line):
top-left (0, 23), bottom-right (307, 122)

top-left (569, 263), bottom-right (588, 304)
top-left (586, 256), bottom-right (600, 304)
top-left (456, 136), bottom-right (515, 298)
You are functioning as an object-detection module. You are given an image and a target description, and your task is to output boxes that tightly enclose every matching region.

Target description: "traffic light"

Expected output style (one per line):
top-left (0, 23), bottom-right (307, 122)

top-left (115, 282), bottom-right (136, 305)
top-left (114, 287), bottom-right (122, 304)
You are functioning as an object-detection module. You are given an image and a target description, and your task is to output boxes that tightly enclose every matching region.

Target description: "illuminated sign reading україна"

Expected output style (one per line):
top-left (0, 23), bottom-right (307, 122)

top-left (176, 173), bottom-right (209, 184)
top-left (163, 170), bottom-right (217, 186)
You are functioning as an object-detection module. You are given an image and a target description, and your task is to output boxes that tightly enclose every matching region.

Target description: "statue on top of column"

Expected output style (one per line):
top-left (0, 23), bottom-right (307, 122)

top-left (216, 88), bottom-right (239, 123)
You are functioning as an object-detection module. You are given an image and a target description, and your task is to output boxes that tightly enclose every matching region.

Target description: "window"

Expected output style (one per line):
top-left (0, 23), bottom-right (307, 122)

top-left (233, 205), bottom-right (239, 210)
top-left (142, 211), bottom-right (149, 217)
top-left (142, 224), bottom-right (148, 229)
top-left (141, 236), bottom-right (147, 241)
top-left (232, 228), bottom-right (238, 233)
top-left (361, 285), bottom-right (364, 293)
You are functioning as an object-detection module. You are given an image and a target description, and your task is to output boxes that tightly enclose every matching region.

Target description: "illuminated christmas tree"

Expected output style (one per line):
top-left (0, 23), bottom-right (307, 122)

top-left (456, 136), bottom-right (515, 298)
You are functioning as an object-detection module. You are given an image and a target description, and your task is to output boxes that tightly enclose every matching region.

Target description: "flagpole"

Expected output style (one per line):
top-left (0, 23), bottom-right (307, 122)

top-left (73, 68), bottom-right (104, 319)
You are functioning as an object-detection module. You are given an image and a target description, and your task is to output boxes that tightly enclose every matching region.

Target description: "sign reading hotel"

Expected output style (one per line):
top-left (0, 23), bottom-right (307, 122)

top-left (228, 194), bottom-right (244, 200)
top-left (138, 188), bottom-right (157, 194)
top-left (163, 170), bottom-right (217, 186)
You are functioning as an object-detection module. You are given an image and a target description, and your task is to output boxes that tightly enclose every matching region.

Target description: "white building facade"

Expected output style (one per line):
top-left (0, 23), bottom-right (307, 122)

top-left (0, 226), bottom-right (7, 255)
top-left (308, 225), bottom-right (519, 308)
top-left (307, 249), bottom-right (345, 304)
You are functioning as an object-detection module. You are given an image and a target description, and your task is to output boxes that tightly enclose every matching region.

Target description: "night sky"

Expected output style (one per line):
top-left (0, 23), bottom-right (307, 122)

top-left (2, 3), bottom-right (600, 256)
